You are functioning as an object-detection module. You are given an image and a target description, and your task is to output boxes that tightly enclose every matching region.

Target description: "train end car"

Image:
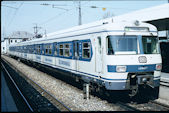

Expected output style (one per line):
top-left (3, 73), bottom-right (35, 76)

top-left (8, 19), bottom-right (162, 99)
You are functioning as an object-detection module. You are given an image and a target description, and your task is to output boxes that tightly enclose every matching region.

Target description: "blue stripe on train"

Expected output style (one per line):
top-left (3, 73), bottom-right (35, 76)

top-left (107, 64), bottom-right (156, 72)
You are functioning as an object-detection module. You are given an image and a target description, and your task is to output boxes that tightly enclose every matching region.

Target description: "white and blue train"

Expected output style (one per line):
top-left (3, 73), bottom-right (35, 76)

top-left (8, 19), bottom-right (162, 97)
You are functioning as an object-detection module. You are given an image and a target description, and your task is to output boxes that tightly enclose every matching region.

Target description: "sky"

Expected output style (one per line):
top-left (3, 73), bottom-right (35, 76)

top-left (1, 0), bottom-right (168, 40)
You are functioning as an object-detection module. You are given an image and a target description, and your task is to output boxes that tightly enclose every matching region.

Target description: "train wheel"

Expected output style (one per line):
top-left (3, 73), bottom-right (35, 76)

top-left (129, 85), bottom-right (138, 97)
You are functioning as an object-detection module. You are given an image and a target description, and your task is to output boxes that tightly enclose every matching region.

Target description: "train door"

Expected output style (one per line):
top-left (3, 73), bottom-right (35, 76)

top-left (95, 37), bottom-right (102, 74)
top-left (73, 40), bottom-right (79, 71)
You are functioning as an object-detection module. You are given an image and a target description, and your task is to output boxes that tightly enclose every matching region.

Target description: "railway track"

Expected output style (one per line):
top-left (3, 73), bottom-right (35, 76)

top-left (20, 71), bottom-right (72, 111)
top-left (115, 100), bottom-right (169, 111)
top-left (1, 62), bottom-right (34, 112)
top-left (1, 59), bottom-right (71, 112)
top-left (2, 56), bottom-right (169, 111)
top-left (123, 99), bottom-right (169, 111)
top-left (115, 102), bottom-right (140, 111)
top-left (150, 100), bottom-right (169, 110)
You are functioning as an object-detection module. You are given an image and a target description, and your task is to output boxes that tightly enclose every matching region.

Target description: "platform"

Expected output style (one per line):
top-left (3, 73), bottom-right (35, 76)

top-left (1, 70), bottom-right (18, 112)
top-left (161, 72), bottom-right (169, 82)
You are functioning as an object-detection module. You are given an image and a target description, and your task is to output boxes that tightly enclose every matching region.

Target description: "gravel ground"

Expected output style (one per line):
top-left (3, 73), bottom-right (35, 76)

top-left (2, 55), bottom-right (122, 111)
top-left (3, 55), bottom-right (169, 111)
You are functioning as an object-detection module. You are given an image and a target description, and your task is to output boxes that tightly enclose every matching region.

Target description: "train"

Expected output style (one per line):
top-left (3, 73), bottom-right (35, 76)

top-left (8, 19), bottom-right (162, 98)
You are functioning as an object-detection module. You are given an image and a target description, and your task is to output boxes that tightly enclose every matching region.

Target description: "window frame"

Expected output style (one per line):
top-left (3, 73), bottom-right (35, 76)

top-left (59, 44), bottom-right (64, 56)
top-left (106, 35), bottom-right (138, 55)
top-left (64, 43), bottom-right (70, 57)
top-left (43, 43), bottom-right (53, 55)
top-left (82, 41), bottom-right (91, 59)
top-left (54, 42), bottom-right (58, 56)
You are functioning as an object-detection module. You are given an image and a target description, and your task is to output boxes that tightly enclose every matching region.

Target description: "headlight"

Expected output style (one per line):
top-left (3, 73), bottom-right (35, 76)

top-left (116, 66), bottom-right (127, 72)
top-left (156, 64), bottom-right (162, 71)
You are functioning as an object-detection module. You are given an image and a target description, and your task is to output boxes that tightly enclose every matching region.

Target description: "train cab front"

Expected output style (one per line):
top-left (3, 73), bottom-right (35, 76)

top-left (105, 34), bottom-right (162, 98)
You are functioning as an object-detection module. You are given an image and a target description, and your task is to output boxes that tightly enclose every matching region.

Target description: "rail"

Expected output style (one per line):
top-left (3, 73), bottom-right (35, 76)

top-left (1, 62), bottom-right (34, 112)
top-left (116, 102), bottom-right (140, 111)
top-left (1, 58), bottom-right (72, 112)
top-left (24, 74), bottom-right (72, 111)
top-left (150, 100), bottom-right (169, 110)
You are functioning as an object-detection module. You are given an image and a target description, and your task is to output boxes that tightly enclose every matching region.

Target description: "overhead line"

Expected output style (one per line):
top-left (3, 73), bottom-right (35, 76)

top-left (40, 7), bottom-right (76, 25)
top-left (1, 5), bottom-right (18, 9)
top-left (7, 2), bottom-right (24, 28)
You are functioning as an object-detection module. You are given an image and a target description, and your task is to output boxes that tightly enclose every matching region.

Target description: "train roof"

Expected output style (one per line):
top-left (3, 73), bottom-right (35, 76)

top-left (9, 19), bottom-right (157, 46)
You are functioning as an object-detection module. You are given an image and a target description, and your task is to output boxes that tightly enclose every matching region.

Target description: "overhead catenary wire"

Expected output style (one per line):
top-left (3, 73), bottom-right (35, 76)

top-left (40, 1), bottom-right (91, 26)
top-left (3, 1), bottom-right (157, 38)
top-left (1, 5), bottom-right (18, 9)
top-left (7, 2), bottom-right (24, 29)
top-left (40, 7), bottom-right (76, 25)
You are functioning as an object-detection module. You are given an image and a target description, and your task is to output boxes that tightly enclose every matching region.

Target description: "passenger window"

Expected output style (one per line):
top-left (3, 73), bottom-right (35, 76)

top-left (42, 49), bottom-right (44, 54)
top-left (55, 44), bottom-right (57, 56)
top-left (64, 43), bottom-right (70, 57)
top-left (107, 37), bottom-right (114, 55)
top-left (45, 45), bottom-right (48, 54)
top-left (82, 42), bottom-right (91, 59)
top-left (39, 45), bottom-right (41, 54)
top-left (31, 46), bottom-right (33, 53)
top-left (37, 45), bottom-right (41, 54)
top-left (36, 45), bottom-right (38, 54)
top-left (24, 46), bottom-right (27, 53)
top-left (49, 45), bottom-right (52, 55)
top-left (59, 44), bottom-right (63, 56)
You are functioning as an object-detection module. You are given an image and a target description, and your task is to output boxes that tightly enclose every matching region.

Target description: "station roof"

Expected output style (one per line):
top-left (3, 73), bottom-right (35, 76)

top-left (112, 3), bottom-right (169, 31)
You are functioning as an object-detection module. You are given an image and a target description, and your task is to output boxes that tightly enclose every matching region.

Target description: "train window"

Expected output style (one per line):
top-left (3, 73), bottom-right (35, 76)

top-left (49, 45), bottom-right (52, 55)
top-left (36, 45), bottom-right (39, 54)
top-left (34, 49), bottom-right (36, 54)
top-left (107, 37), bottom-right (114, 55)
top-left (55, 44), bottom-right (57, 56)
top-left (19, 46), bottom-right (21, 52)
top-left (107, 36), bottom-right (137, 55)
top-left (36, 45), bottom-right (38, 54)
top-left (142, 36), bottom-right (159, 54)
top-left (24, 46), bottom-right (27, 53)
top-left (36, 45), bottom-right (41, 54)
top-left (82, 42), bottom-right (91, 59)
top-left (59, 44), bottom-right (63, 56)
top-left (39, 45), bottom-right (41, 54)
top-left (30, 46), bottom-right (33, 53)
top-left (42, 45), bottom-right (44, 54)
top-left (28, 46), bottom-right (30, 53)
top-left (64, 43), bottom-right (70, 57)
top-left (45, 45), bottom-right (48, 54)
